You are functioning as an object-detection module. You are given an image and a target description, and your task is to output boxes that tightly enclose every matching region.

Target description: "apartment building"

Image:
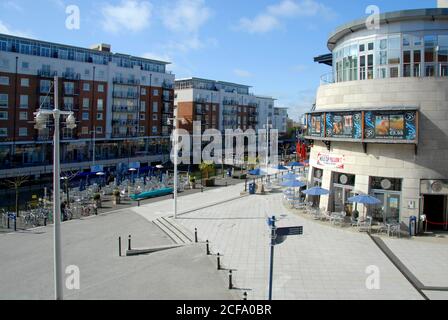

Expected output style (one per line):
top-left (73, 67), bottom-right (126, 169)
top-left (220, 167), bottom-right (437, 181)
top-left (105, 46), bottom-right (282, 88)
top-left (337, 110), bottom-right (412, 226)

top-left (0, 34), bottom-right (175, 177)
top-left (273, 107), bottom-right (289, 135)
top-left (174, 78), bottom-right (276, 133)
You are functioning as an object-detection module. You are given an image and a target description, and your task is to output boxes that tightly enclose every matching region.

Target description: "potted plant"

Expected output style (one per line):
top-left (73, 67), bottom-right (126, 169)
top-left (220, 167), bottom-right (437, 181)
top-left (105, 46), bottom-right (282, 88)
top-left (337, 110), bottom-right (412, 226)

top-left (199, 162), bottom-right (215, 187)
top-left (113, 189), bottom-right (121, 205)
top-left (93, 193), bottom-right (102, 208)
top-left (189, 176), bottom-right (196, 189)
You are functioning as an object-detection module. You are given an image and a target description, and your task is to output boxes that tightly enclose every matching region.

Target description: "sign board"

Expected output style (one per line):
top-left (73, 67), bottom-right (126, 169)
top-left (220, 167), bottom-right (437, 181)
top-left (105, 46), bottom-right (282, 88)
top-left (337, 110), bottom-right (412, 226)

top-left (276, 226), bottom-right (304, 237)
top-left (129, 162), bottom-right (141, 170)
top-left (317, 153), bottom-right (345, 169)
top-left (91, 165), bottom-right (104, 173)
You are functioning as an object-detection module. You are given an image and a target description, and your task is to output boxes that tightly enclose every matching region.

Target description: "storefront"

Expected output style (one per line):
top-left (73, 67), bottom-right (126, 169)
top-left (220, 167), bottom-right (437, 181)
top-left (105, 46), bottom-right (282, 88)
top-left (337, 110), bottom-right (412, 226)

top-left (369, 177), bottom-right (402, 223)
top-left (331, 172), bottom-right (356, 215)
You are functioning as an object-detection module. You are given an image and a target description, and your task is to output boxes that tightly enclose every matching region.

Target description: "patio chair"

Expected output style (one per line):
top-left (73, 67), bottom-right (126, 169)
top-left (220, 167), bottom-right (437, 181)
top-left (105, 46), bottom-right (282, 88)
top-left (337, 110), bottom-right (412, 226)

top-left (358, 217), bottom-right (372, 233)
top-left (389, 223), bottom-right (401, 238)
top-left (321, 211), bottom-right (332, 221)
top-left (335, 211), bottom-right (347, 226)
top-left (350, 215), bottom-right (359, 227)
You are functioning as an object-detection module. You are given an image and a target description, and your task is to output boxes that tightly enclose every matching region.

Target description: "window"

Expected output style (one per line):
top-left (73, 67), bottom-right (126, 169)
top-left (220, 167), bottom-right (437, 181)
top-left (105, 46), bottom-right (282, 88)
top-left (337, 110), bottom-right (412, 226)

top-left (98, 84), bottom-right (104, 93)
top-left (140, 101), bottom-right (146, 112)
top-left (153, 89), bottom-right (159, 96)
top-left (83, 98), bottom-right (89, 109)
top-left (64, 82), bottom-right (74, 95)
top-left (0, 76), bottom-right (9, 85)
top-left (140, 114), bottom-right (145, 120)
top-left (152, 126), bottom-right (158, 134)
top-left (21, 78), bottom-right (29, 87)
top-left (82, 112), bottom-right (89, 121)
top-left (19, 128), bottom-right (27, 137)
top-left (21, 62), bottom-right (29, 70)
top-left (0, 128), bottom-right (7, 137)
top-left (0, 111), bottom-right (7, 120)
top-left (20, 95), bottom-right (28, 108)
top-left (368, 42), bottom-right (374, 51)
top-left (152, 102), bottom-right (158, 113)
top-left (139, 126), bottom-right (145, 133)
top-left (141, 88), bottom-right (146, 95)
top-left (96, 127), bottom-right (103, 134)
top-left (19, 112), bottom-right (28, 120)
top-left (97, 113), bottom-right (103, 120)
top-left (0, 94), bottom-right (8, 108)
top-left (83, 83), bottom-right (90, 91)
top-left (82, 127), bottom-right (89, 135)
top-left (152, 114), bottom-right (158, 121)
top-left (359, 44), bottom-right (365, 52)
top-left (97, 99), bottom-right (104, 111)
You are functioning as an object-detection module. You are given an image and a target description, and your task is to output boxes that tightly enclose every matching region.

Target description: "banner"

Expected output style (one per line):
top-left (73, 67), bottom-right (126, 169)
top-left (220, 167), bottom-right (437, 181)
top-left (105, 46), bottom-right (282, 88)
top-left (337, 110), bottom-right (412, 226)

top-left (317, 153), bottom-right (345, 169)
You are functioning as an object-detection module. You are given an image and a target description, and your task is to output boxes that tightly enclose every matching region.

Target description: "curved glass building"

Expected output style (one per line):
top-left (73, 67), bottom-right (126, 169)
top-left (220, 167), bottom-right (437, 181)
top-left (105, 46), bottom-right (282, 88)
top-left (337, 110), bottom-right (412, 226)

top-left (307, 8), bottom-right (448, 232)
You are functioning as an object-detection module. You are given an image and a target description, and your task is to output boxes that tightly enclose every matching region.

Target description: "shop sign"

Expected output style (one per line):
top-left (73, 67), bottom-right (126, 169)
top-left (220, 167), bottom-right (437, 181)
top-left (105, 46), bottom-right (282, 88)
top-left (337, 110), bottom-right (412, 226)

top-left (317, 153), bottom-right (345, 169)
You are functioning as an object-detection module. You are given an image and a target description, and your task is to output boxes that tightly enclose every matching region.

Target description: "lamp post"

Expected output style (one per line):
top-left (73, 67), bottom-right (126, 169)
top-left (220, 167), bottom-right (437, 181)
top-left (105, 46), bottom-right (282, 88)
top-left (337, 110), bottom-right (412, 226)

top-left (168, 111), bottom-right (186, 220)
top-left (34, 76), bottom-right (77, 301)
top-left (264, 118), bottom-right (273, 171)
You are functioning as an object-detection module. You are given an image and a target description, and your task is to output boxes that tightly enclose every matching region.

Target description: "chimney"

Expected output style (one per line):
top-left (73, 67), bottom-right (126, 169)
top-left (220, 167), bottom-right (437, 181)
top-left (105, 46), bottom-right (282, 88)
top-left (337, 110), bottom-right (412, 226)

top-left (90, 44), bottom-right (111, 52)
top-left (438, 0), bottom-right (448, 8)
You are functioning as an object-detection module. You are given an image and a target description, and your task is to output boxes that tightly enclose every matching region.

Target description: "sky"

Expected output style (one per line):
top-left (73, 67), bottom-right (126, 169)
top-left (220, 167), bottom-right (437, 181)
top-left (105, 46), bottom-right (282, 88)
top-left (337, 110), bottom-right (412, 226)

top-left (0, 0), bottom-right (437, 120)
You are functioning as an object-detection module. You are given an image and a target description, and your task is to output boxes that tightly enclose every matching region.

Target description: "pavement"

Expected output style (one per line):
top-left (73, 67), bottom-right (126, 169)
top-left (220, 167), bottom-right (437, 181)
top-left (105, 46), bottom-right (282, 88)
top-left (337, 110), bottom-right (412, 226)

top-left (0, 208), bottom-right (234, 300)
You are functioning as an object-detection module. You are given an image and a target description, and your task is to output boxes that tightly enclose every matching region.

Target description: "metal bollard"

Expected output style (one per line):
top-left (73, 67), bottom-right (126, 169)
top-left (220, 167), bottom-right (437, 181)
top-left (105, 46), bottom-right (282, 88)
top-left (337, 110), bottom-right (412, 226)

top-left (228, 270), bottom-right (233, 289)
top-left (243, 292), bottom-right (248, 300)
top-left (119, 237), bottom-right (122, 257)
top-left (14, 218), bottom-right (16, 232)
top-left (7, 217), bottom-right (10, 229)
top-left (194, 228), bottom-right (198, 243)
top-left (44, 217), bottom-right (47, 227)
top-left (128, 235), bottom-right (132, 251)
top-left (217, 253), bottom-right (221, 270)
top-left (206, 240), bottom-right (210, 255)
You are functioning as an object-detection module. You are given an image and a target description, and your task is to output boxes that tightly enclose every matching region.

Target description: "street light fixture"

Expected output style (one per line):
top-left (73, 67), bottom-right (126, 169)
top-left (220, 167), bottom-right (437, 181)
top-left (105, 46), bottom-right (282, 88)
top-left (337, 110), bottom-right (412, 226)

top-left (33, 76), bottom-right (77, 301)
top-left (167, 114), bottom-right (187, 220)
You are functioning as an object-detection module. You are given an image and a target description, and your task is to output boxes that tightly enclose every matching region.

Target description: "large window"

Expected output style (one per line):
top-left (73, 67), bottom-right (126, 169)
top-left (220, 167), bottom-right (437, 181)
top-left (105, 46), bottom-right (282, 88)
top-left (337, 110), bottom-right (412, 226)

top-left (333, 33), bottom-right (448, 82)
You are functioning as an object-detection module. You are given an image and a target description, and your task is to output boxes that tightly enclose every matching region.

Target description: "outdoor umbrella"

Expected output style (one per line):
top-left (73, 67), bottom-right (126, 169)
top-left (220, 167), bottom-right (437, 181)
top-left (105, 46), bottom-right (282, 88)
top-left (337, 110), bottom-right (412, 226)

top-left (303, 187), bottom-right (330, 196)
top-left (348, 194), bottom-right (381, 219)
top-left (281, 180), bottom-right (306, 188)
top-left (288, 161), bottom-right (303, 168)
top-left (272, 165), bottom-right (288, 171)
top-left (248, 168), bottom-right (263, 176)
top-left (282, 173), bottom-right (300, 180)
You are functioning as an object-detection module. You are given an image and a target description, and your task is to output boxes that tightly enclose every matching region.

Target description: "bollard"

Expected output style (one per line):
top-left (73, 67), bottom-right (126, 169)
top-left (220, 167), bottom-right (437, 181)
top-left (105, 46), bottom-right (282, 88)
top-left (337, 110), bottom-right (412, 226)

top-left (243, 292), bottom-right (248, 300)
top-left (119, 237), bottom-right (122, 257)
top-left (128, 235), bottom-right (132, 251)
top-left (44, 217), bottom-right (47, 227)
top-left (206, 240), bottom-right (210, 255)
top-left (138, 200), bottom-right (141, 207)
top-left (194, 228), bottom-right (198, 243)
top-left (7, 216), bottom-right (10, 229)
top-left (217, 253), bottom-right (221, 270)
top-left (245, 179), bottom-right (247, 192)
top-left (14, 218), bottom-right (16, 232)
top-left (228, 270), bottom-right (233, 290)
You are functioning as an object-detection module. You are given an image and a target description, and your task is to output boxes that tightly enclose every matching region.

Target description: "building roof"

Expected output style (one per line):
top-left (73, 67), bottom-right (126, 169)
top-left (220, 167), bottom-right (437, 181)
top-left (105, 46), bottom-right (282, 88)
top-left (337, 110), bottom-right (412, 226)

top-left (0, 33), bottom-right (171, 65)
top-left (314, 53), bottom-right (333, 66)
top-left (327, 8), bottom-right (448, 50)
top-left (175, 77), bottom-right (251, 88)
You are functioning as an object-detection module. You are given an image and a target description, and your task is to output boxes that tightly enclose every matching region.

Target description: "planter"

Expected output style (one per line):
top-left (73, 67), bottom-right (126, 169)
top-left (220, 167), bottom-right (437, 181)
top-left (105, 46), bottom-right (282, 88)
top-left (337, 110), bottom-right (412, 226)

top-left (113, 195), bottom-right (121, 205)
top-left (204, 178), bottom-right (215, 187)
top-left (189, 182), bottom-right (196, 189)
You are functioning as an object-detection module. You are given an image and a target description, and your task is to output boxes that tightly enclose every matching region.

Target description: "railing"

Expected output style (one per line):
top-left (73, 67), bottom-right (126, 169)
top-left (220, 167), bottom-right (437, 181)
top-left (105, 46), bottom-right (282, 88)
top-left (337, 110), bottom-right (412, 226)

top-left (62, 72), bottom-right (81, 80)
top-left (162, 82), bottom-right (174, 89)
top-left (37, 70), bottom-right (57, 78)
top-left (194, 98), bottom-right (207, 103)
top-left (223, 100), bottom-right (239, 106)
top-left (112, 106), bottom-right (139, 113)
top-left (320, 72), bottom-right (335, 85)
top-left (113, 91), bottom-right (139, 99)
top-left (113, 78), bottom-right (140, 85)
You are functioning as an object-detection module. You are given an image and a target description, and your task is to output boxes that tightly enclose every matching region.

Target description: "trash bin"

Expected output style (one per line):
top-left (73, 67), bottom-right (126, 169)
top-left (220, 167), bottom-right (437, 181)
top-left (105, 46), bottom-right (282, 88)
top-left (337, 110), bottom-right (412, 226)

top-left (249, 183), bottom-right (256, 195)
top-left (409, 216), bottom-right (417, 237)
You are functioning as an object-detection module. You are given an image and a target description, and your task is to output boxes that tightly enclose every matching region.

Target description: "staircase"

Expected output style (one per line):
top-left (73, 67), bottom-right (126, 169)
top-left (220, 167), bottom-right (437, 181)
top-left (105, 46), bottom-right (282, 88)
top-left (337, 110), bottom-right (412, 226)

top-left (153, 217), bottom-right (194, 245)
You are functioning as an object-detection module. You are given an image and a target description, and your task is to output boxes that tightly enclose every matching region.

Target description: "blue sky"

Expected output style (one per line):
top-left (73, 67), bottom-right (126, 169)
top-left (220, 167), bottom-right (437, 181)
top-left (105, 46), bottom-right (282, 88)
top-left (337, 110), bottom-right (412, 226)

top-left (0, 0), bottom-right (437, 119)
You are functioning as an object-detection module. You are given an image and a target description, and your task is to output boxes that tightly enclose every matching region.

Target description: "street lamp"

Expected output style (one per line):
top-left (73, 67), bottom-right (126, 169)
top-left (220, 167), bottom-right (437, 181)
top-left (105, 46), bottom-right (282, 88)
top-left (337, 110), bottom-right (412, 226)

top-left (263, 118), bottom-right (273, 171)
top-left (167, 114), bottom-right (187, 220)
top-left (34, 76), bottom-right (77, 301)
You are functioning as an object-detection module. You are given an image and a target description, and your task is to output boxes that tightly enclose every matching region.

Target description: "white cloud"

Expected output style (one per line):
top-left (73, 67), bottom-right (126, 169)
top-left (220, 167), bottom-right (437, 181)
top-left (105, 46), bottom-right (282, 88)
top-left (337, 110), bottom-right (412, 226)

top-left (162, 0), bottom-right (212, 34)
top-left (0, 20), bottom-right (31, 37)
top-left (237, 0), bottom-right (334, 34)
top-left (233, 69), bottom-right (253, 78)
top-left (101, 0), bottom-right (152, 33)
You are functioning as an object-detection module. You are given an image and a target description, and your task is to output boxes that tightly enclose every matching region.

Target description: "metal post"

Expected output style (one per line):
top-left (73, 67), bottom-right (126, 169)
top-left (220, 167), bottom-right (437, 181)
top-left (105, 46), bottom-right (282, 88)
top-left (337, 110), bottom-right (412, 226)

top-left (174, 117), bottom-right (178, 220)
top-left (53, 76), bottom-right (63, 301)
top-left (128, 235), bottom-right (132, 251)
top-left (243, 292), bottom-right (248, 300)
top-left (217, 253), bottom-right (221, 270)
top-left (118, 237), bottom-right (122, 257)
top-left (13, 217), bottom-right (16, 232)
top-left (268, 216), bottom-right (276, 301)
top-left (229, 270), bottom-right (233, 290)
top-left (194, 228), bottom-right (198, 243)
top-left (206, 240), bottom-right (210, 255)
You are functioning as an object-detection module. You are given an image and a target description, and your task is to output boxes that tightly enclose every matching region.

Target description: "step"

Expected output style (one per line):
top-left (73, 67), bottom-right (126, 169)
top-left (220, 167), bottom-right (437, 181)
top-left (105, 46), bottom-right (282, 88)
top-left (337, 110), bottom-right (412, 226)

top-left (160, 216), bottom-right (194, 243)
top-left (153, 219), bottom-right (186, 245)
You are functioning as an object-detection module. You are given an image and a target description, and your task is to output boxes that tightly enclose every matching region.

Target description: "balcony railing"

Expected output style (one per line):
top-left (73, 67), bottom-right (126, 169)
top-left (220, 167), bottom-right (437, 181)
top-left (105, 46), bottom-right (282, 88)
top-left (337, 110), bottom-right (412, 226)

top-left (37, 70), bottom-right (58, 78)
top-left (62, 72), bottom-right (81, 80)
top-left (113, 91), bottom-right (139, 99)
top-left (162, 81), bottom-right (174, 89)
top-left (113, 78), bottom-right (140, 85)
top-left (112, 105), bottom-right (139, 113)
top-left (320, 72), bottom-right (335, 85)
top-left (223, 100), bottom-right (239, 106)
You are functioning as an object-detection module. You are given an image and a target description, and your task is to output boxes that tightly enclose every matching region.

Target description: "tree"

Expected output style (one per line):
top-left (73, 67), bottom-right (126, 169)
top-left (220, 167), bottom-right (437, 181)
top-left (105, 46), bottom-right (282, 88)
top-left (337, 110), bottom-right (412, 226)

top-left (3, 175), bottom-right (29, 217)
top-left (199, 161), bottom-right (215, 182)
top-left (61, 170), bottom-right (80, 207)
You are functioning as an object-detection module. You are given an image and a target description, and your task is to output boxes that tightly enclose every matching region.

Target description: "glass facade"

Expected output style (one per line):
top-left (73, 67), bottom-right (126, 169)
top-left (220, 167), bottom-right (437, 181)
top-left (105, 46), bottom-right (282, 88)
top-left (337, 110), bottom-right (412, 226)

top-left (333, 33), bottom-right (448, 83)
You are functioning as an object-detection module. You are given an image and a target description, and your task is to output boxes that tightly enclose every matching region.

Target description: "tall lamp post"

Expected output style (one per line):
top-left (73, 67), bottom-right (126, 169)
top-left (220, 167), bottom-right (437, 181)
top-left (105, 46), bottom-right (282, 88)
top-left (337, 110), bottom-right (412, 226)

top-left (34, 76), bottom-right (77, 301)
top-left (263, 117), bottom-right (273, 173)
top-left (168, 109), bottom-right (186, 220)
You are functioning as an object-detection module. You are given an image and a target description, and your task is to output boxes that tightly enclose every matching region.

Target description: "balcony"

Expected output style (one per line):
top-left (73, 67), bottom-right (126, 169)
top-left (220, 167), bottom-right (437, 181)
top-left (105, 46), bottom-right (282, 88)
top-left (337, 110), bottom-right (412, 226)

top-left (63, 88), bottom-right (79, 96)
top-left (194, 98), bottom-right (207, 103)
top-left (37, 70), bottom-right (58, 78)
top-left (112, 105), bottom-right (139, 113)
top-left (248, 102), bottom-right (259, 108)
top-left (113, 91), bottom-right (139, 99)
top-left (62, 72), bottom-right (81, 80)
top-left (162, 81), bottom-right (174, 89)
top-left (113, 77), bottom-right (140, 85)
top-left (320, 72), bottom-right (335, 85)
top-left (223, 100), bottom-right (239, 106)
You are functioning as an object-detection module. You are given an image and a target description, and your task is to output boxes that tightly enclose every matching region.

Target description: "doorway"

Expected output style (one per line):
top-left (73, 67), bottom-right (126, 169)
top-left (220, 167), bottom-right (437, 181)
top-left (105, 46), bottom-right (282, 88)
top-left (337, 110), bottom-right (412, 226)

top-left (423, 195), bottom-right (448, 231)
